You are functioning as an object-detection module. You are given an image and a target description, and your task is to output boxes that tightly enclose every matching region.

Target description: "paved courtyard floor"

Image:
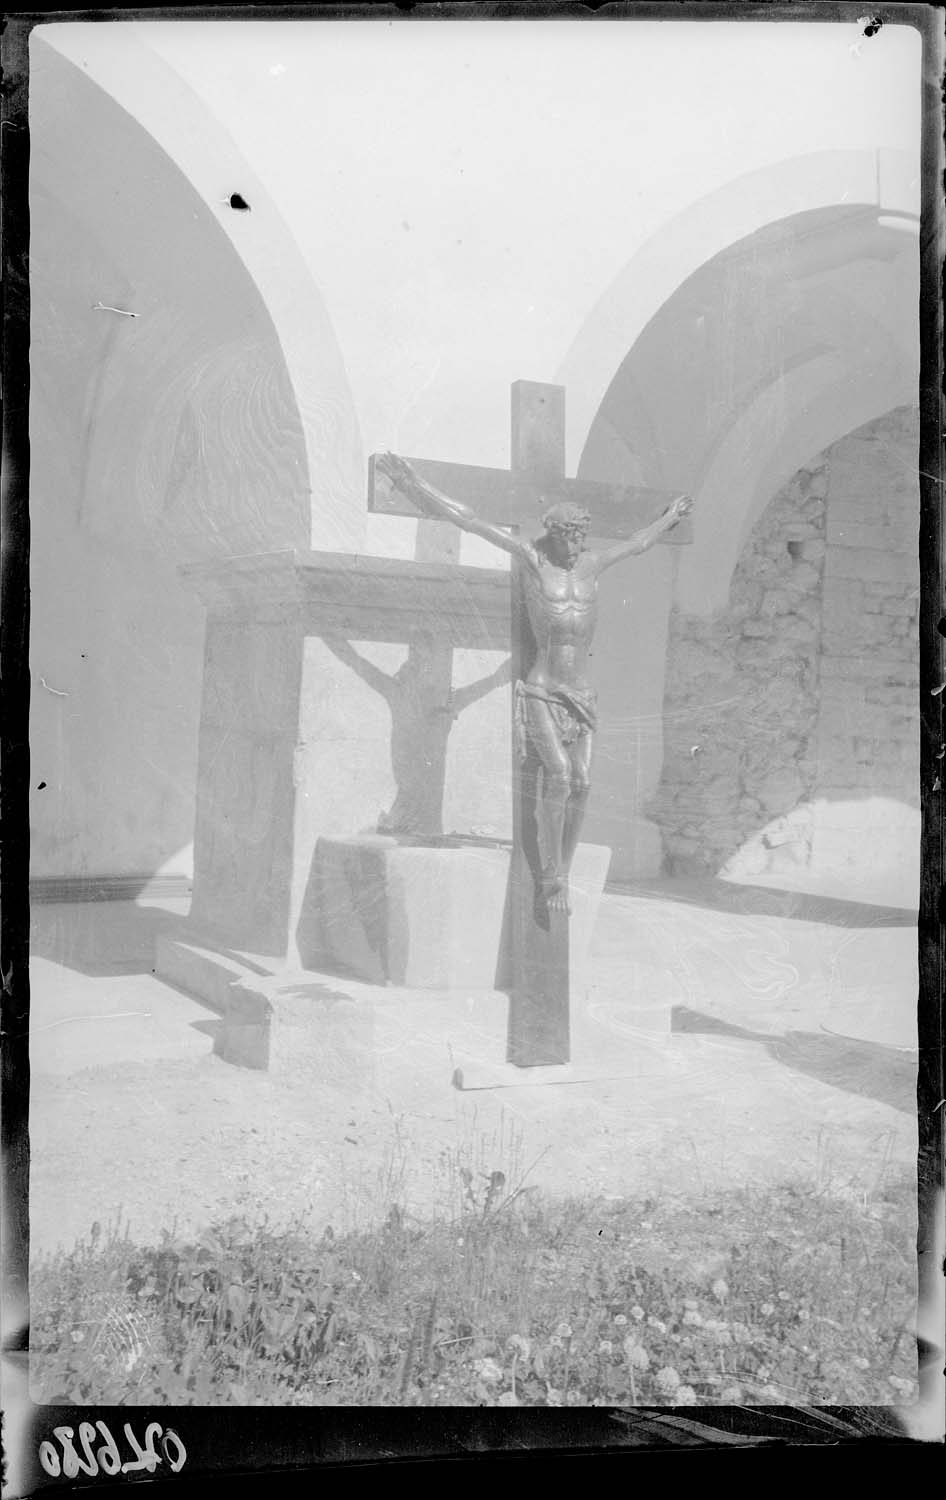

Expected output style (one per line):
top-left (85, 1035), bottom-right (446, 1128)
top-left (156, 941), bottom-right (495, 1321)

top-left (26, 876), bottom-right (919, 1259)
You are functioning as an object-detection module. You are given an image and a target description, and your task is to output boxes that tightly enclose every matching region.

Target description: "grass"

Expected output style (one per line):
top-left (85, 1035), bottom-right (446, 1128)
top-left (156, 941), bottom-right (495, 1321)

top-left (30, 1166), bottom-right (917, 1408)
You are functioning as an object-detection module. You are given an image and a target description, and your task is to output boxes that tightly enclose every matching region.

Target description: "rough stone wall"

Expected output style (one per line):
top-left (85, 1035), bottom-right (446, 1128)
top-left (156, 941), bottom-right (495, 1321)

top-left (651, 464), bottom-right (828, 874)
top-left (652, 407), bottom-right (919, 879)
top-left (813, 408), bottom-right (920, 809)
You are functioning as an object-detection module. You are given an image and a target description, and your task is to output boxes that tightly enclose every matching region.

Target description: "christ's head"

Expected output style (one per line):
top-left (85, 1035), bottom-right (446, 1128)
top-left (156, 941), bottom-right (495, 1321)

top-left (540, 500), bottom-right (591, 568)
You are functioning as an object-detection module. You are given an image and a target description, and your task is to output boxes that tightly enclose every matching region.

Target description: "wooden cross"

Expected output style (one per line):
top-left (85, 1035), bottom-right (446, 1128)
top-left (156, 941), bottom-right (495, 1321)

top-left (368, 380), bottom-right (690, 1068)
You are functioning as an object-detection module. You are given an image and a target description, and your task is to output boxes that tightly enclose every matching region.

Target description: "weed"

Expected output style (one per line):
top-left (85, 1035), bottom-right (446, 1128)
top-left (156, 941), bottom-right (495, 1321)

top-left (30, 1175), bottom-right (918, 1408)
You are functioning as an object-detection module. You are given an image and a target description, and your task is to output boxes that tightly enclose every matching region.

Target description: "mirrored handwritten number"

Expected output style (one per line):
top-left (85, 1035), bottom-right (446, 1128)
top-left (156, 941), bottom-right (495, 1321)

top-left (38, 1422), bottom-right (186, 1479)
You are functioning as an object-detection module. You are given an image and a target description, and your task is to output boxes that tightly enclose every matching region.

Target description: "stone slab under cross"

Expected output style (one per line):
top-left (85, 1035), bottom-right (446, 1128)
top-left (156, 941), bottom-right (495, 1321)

top-left (368, 380), bottom-right (691, 1069)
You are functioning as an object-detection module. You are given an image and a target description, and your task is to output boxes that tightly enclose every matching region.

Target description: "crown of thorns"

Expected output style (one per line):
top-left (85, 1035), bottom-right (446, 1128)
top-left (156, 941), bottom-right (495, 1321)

top-left (541, 501), bottom-right (591, 534)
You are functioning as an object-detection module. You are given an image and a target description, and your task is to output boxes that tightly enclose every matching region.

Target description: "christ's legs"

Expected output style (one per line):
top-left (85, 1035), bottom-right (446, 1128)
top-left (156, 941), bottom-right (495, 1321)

top-left (523, 699), bottom-right (572, 910)
top-left (561, 731), bottom-right (593, 875)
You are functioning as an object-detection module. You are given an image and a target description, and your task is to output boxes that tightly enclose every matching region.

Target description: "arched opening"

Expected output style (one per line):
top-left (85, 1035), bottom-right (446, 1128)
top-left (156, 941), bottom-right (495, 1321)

top-left (567, 174), bottom-right (918, 889)
top-left (652, 406), bottom-right (919, 904)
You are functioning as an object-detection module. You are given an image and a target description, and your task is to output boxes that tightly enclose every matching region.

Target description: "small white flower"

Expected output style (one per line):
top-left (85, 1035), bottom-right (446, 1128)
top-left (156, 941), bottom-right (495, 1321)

top-left (674, 1385), bottom-right (698, 1405)
top-left (497, 1390), bottom-right (520, 1406)
top-left (760, 1302), bottom-right (775, 1317)
top-left (623, 1338), bottom-right (650, 1371)
top-left (545, 1386), bottom-right (564, 1406)
top-left (797, 1308), bottom-right (811, 1322)
top-left (549, 1335), bottom-right (563, 1349)
top-left (614, 1314), bottom-right (628, 1327)
top-left (566, 1389), bottom-right (585, 1405)
top-left (556, 1321), bottom-right (573, 1339)
top-left (598, 1339), bottom-right (613, 1356)
top-left (889, 1375), bottom-right (916, 1396)
top-left (473, 1357), bottom-right (503, 1385)
top-left (682, 1310), bottom-right (704, 1327)
top-left (853, 1356), bottom-right (870, 1371)
top-left (656, 1366), bottom-right (681, 1394)
top-left (630, 1305), bottom-right (645, 1322)
top-left (720, 1384), bottom-right (744, 1403)
top-left (711, 1279), bottom-right (730, 1303)
top-left (647, 1317), bottom-right (667, 1335)
top-left (777, 1290), bottom-right (790, 1302)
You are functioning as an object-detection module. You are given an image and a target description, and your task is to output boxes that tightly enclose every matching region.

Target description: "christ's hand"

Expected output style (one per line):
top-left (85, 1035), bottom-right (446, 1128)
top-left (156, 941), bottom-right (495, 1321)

top-left (665, 493), bottom-right (694, 527)
top-left (377, 451), bottom-right (420, 497)
top-left (378, 452), bottom-right (482, 529)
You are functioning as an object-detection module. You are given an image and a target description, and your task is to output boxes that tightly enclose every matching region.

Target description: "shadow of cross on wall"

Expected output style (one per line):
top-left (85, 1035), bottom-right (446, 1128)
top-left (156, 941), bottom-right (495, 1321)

top-left (322, 511), bottom-right (512, 841)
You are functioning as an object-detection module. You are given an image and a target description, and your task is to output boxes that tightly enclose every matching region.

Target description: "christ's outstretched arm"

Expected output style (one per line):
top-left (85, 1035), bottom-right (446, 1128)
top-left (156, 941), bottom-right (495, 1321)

top-left (376, 453), bottom-right (533, 564)
top-left (593, 493), bottom-right (693, 574)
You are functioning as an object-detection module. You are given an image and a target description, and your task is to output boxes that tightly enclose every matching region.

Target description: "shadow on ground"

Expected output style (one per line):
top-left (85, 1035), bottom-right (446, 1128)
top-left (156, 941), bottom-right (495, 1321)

top-left (613, 877), bottom-right (917, 930)
top-left (672, 1005), bottom-right (917, 1114)
top-left (29, 900), bottom-right (191, 978)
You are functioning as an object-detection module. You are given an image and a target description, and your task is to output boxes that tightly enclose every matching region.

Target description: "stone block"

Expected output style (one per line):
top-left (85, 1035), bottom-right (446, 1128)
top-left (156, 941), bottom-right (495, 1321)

top-left (819, 655), bottom-right (918, 685)
top-left (309, 836), bottom-right (611, 991)
top-left (784, 561), bottom-right (821, 592)
top-left (826, 500), bottom-right (895, 530)
top-left (885, 595), bottom-right (921, 617)
top-left (823, 618), bottom-right (899, 656)
top-left (824, 547), bottom-right (916, 585)
top-left (825, 520), bottom-right (912, 551)
top-left (216, 978), bottom-right (377, 1086)
top-left (864, 682), bottom-right (918, 709)
top-left (816, 701), bottom-right (875, 738)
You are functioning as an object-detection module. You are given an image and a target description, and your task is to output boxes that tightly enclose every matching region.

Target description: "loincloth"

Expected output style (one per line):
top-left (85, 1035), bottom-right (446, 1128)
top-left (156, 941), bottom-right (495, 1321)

top-left (514, 680), bottom-right (598, 762)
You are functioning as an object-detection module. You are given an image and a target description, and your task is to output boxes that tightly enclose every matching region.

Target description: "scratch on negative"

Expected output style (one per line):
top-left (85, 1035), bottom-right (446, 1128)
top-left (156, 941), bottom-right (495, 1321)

top-left (31, 1011), bottom-right (151, 1034)
top-left (39, 677), bottom-right (69, 697)
top-left (91, 302), bottom-right (139, 319)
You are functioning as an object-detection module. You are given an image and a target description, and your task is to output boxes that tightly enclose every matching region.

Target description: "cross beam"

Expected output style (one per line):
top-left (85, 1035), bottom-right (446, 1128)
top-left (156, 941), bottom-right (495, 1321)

top-left (367, 381), bottom-right (689, 1068)
top-left (369, 385), bottom-right (692, 544)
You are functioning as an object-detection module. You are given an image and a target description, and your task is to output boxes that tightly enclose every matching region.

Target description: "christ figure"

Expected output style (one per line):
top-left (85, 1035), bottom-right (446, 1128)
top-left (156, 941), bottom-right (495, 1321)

top-left (376, 451), bottom-right (693, 911)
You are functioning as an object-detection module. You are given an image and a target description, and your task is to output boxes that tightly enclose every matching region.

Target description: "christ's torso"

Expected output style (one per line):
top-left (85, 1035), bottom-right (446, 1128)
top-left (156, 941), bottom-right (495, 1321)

top-left (521, 551), bottom-right (598, 690)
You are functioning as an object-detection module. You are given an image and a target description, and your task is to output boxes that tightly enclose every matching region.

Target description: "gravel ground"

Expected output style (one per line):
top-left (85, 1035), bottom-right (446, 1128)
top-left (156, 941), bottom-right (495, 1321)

top-left (27, 887), bottom-right (918, 1260)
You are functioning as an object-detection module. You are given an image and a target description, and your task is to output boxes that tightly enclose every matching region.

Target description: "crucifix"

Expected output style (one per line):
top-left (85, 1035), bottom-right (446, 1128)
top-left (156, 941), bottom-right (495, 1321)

top-left (369, 381), bottom-right (692, 1069)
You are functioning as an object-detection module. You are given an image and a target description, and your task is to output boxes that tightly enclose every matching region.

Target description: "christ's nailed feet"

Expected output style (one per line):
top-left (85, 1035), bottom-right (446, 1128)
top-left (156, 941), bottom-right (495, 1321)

top-left (543, 873), bottom-right (571, 915)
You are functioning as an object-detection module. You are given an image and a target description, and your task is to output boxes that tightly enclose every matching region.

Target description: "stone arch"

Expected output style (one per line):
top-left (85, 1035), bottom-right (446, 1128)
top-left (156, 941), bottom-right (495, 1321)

top-left (557, 148), bottom-right (919, 473)
top-left (27, 35), bottom-right (359, 881)
top-left (575, 199), bottom-right (918, 608)
top-left (567, 152), bottom-right (919, 884)
top-left (34, 26), bottom-right (365, 552)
